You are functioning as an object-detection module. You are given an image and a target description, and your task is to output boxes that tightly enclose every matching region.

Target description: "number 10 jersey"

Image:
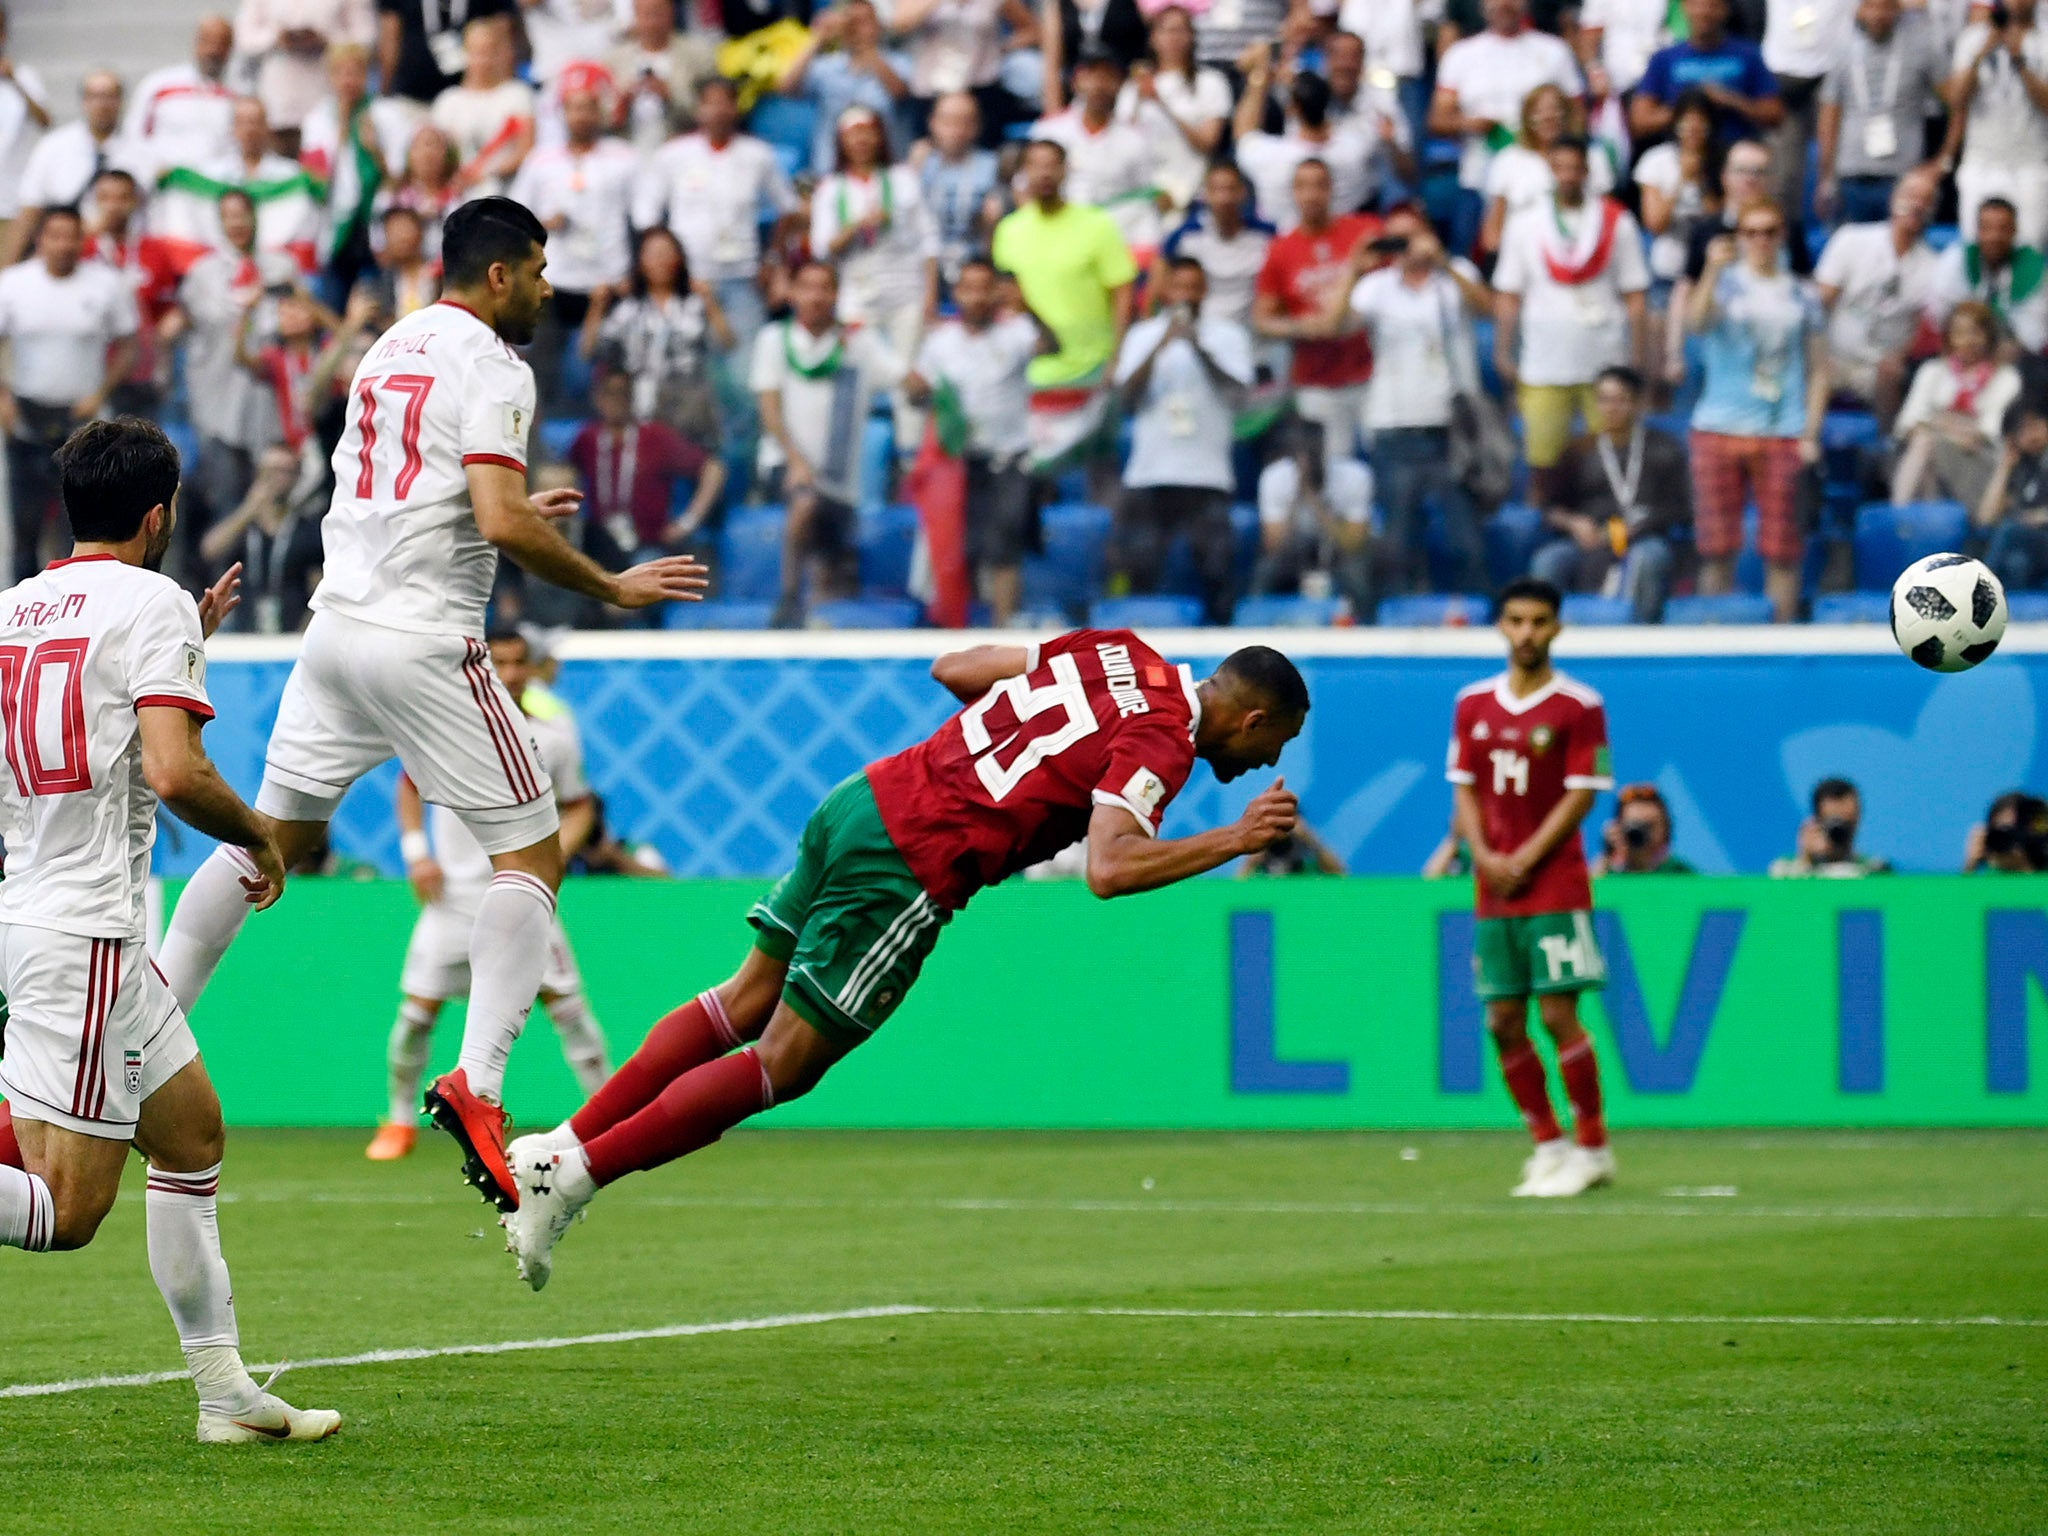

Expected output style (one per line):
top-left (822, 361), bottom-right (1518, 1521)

top-left (867, 629), bottom-right (1202, 912)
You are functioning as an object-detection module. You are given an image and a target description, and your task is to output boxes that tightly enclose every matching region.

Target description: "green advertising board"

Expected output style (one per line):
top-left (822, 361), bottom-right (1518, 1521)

top-left (179, 876), bottom-right (2048, 1129)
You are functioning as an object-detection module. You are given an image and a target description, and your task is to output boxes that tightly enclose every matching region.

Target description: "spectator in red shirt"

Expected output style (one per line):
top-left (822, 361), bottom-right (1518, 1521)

top-left (1251, 157), bottom-right (1380, 463)
top-left (569, 371), bottom-right (726, 587)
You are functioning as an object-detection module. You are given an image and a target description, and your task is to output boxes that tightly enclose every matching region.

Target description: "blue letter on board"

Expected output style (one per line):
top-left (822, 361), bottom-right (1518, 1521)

top-left (1985, 910), bottom-right (2048, 1093)
top-left (1229, 910), bottom-right (1349, 1094)
top-left (1594, 911), bottom-right (1744, 1093)
top-left (1836, 911), bottom-right (1884, 1094)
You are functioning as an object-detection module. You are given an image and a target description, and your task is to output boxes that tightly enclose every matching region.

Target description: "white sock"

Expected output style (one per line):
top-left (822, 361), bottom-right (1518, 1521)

top-left (556, 1143), bottom-right (595, 1204)
top-left (0, 1164), bottom-right (53, 1251)
top-left (455, 872), bottom-right (556, 1105)
top-left (157, 847), bottom-right (262, 1013)
top-left (539, 1121), bottom-right (583, 1154)
top-left (543, 992), bottom-right (611, 1095)
top-left (145, 1164), bottom-right (256, 1410)
top-left (386, 997), bottom-right (439, 1125)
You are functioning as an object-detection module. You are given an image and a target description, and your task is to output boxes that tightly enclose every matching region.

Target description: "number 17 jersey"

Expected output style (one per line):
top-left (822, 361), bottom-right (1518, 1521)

top-left (313, 299), bottom-right (537, 639)
top-left (867, 629), bottom-right (1202, 911)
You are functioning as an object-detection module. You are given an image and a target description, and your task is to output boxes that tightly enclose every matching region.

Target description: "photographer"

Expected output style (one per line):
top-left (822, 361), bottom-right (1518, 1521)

top-left (1770, 777), bottom-right (1892, 877)
top-left (1965, 791), bottom-right (2048, 872)
top-left (1594, 784), bottom-right (1697, 875)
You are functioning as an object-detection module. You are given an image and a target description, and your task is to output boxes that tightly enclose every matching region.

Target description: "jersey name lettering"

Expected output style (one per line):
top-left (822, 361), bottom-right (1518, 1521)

top-left (11, 593), bottom-right (86, 628)
top-left (1096, 642), bottom-right (1150, 718)
top-left (371, 330), bottom-right (434, 362)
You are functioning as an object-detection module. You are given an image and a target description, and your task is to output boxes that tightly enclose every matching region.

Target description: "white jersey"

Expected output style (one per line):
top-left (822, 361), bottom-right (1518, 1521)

top-left (313, 300), bottom-right (537, 638)
top-left (0, 556), bottom-right (214, 943)
top-left (426, 702), bottom-right (588, 897)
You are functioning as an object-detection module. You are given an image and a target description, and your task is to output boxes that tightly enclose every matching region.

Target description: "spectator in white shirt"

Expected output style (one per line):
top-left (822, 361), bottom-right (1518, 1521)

top-left (372, 121), bottom-right (460, 263)
top-left (431, 14), bottom-right (535, 200)
top-left (813, 102), bottom-right (939, 449)
top-left (1481, 81), bottom-right (1615, 257)
top-left (1926, 194), bottom-right (2048, 352)
top-left (635, 75), bottom-right (797, 372)
top-left (1942, 0), bottom-right (2048, 247)
top-left (10, 72), bottom-right (146, 267)
top-left (233, 0), bottom-right (376, 144)
top-left (1235, 51), bottom-right (1398, 225)
top-left (1891, 298), bottom-right (2022, 510)
top-left (1761, 0), bottom-right (1860, 225)
top-left (903, 256), bottom-right (1047, 621)
top-left (889, 0), bottom-right (1039, 142)
top-left (0, 207), bottom-right (138, 579)
top-left (1635, 89), bottom-right (1722, 286)
top-left (1032, 44), bottom-right (1159, 251)
top-left (1429, 0), bottom-right (1582, 258)
top-left (1112, 255), bottom-right (1255, 623)
top-left (751, 260), bottom-right (908, 625)
top-left (605, 0), bottom-right (722, 160)
top-left (511, 83), bottom-right (638, 411)
top-left (1113, 5), bottom-right (1231, 212)
top-left (198, 95), bottom-right (324, 267)
top-left (524, 0), bottom-right (635, 84)
top-left (1815, 165), bottom-right (1939, 429)
top-left (1577, 0), bottom-right (1672, 94)
top-left (0, 5), bottom-right (51, 248)
top-left (1157, 160), bottom-right (1274, 329)
top-left (1251, 415), bottom-right (1375, 612)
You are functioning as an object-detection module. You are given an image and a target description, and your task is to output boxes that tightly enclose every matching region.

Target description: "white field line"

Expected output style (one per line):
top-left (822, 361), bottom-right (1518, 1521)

top-left (4, 1303), bottom-right (2045, 1403)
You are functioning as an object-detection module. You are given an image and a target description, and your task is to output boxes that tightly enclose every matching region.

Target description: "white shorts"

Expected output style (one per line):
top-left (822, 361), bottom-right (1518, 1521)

top-left (258, 610), bottom-right (560, 857)
top-left (0, 925), bottom-right (200, 1139)
top-left (399, 896), bottom-right (584, 1002)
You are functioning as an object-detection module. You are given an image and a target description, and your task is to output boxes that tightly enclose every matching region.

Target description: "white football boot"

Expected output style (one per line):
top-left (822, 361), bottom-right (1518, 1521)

top-left (197, 1391), bottom-right (341, 1444)
top-left (500, 1133), bottom-right (593, 1291)
top-left (1545, 1144), bottom-right (1617, 1197)
top-left (1511, 1138), bottom-right (1573, 1197)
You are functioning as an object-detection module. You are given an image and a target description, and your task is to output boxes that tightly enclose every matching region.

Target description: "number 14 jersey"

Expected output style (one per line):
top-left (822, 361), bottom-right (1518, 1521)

top-left (314, 299), bottom-right (537, 639)
top-left (868, 629), bottom-right (1202, 911)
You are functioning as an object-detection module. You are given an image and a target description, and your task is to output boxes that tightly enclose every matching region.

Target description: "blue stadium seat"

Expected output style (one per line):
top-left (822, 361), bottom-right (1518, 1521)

top-left (747, 95), bottom-right (816, 175)
top-left (2006, 591), bottom-right (2048, 622)
top-left (1820, 409), bottom-right (1882, 491)
top-left (1561, 594), bottom-right (1636, 625)
top-left (1374, 593), bottom-right (1490, 627)
top-left (1485, 502), bottom-right (1547, 587)
top-left (811, 597), bottom-right (923, 629)
top-left (536, 418), bottom-right (580, 464)
top-left (1232, 595), bottom-right (1342, 627)
top-left (1811, 591), bottom-right (1892, 624)
top-left (662, 599), bottom-right (776, 630)
top-left (1091, 596), bottom-right (1206, 627)
top-left (161, 419), bottom-right (200, 479)
top-left (857, 503), bottom-right (919, 597)
top-left (1022, 501), bottom-right (1113, 616)
top-left (1664, 593), bottom-right (1777, 625)
top-left (1852, 500), bottom-right (1970, 589)
top-left (717, 506), bottom-right (786, 601)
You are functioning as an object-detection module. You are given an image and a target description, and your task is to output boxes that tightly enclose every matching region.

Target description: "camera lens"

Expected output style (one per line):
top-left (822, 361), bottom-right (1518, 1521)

top-left (1622, 822), bottom-right (1651, 848)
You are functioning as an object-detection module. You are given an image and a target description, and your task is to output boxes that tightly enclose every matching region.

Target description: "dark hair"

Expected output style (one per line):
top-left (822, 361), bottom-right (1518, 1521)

top-left (1293, 155), bottom-right (1331, 181)
top-left (381, 203), bottom-right (424, 227)
top-left (1022, 136), bottom-right (1066, 164)
top-left (833, 107), bottom-right (893, 173)
top-left (1204, 157), bottom-right (1247, 186)
top-left (1669, 88), bottom-right (1729, 188)
top-left (957, 253), bottom-right (998, 280)
top-left (1165, 253), bottom-right (1204, 279)
top-left (1218, 645), bottom-right (1310, 718)
top-left (1548, 133), bottom-right (1591, 160)
top-left (629, 223), bottom-right (690, 299)
top-left (219, 186), bottom-right (254, 216)
top-left (91, 167), bottom-right (138, 194)
top-left (1290, 70), bottom-right (1332, 129)
top-left (1495, 575), bottom-right (1562, 618)
top-left (38, 203), bottom-right (82, 228)
top-left (1596, 364), bottom-right (1646, 395)
top-left (791, 256), bottom-right (838, 287)
top-left (2003, 397), bottom-right (2048, 437)
top-left (1811, 776), bottom-right (1858, 812)
top-left (55, 417), bottom-right (181, 543)
top-left (441, 195), bottom-right (548, 290)
top-left (1981, 196), bottom-right (2019, 223)
top-left (697, 73), bottom-right (738, 102)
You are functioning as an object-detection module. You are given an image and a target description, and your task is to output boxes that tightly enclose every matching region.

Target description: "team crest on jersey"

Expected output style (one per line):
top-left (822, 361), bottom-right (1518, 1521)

top-left (181, 643), bottom-right (205, 688)
top-left (123, 1050), bottom-right (142, 1096)
top-left (1529, 725), bottom-right (1555, 754)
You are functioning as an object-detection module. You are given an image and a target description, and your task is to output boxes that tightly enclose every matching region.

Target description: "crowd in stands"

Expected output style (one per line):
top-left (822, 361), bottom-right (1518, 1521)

top-left (8, 0), bottom-right (2048, 627)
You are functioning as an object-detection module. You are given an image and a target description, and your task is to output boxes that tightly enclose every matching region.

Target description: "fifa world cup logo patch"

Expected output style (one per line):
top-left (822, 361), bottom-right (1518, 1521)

top-left (123, 1050), bottom-right (142, 1096)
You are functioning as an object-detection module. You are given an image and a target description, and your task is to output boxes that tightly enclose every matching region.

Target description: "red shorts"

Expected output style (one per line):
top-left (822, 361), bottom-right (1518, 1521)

top-left (1688, 431), bottom-right (1806, 564)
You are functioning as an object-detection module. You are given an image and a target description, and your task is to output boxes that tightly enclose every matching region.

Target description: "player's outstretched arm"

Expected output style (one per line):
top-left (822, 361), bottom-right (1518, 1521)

top-left (930, 644), bottom-right (1031, 702)
top-left (468, 462), bottom-right (709, 611)
top-left (1085, 780), bottom-right (1298, 899)
top-left (138, 708), bottom-right (286, 911)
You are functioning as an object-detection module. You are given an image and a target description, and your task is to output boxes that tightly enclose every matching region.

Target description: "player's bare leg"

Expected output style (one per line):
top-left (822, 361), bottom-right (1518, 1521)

top-left (366, 995), bottom-right (442, 1161)
top-left (157, 817), bottom-right (331, 1014)
top-left (502, 998), bottom-right (839, 1290)
top-left (423, 832), bottom-right (565, 1211)
top-left (1485, 998), bottom-right (1573, 1197)
top-left (1532, 993), bottom-right (1614, 1195)
top-left (4, 1113), bottom-right (126, 1250)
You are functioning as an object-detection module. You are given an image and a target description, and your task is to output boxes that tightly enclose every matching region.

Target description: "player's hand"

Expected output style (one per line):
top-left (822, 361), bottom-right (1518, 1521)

top-left (242, 839), bottom-right (287, 912)
top-left (532, 486), bottom-right (583, 520)
top-left (1234, 777), bottom-right (1299, 854)
top-left (198, 562), bottom-right (243, 638)
top-left (407, 856), bottom-right (444, 905)
top-left (610, 554), bottom-right (711, 609)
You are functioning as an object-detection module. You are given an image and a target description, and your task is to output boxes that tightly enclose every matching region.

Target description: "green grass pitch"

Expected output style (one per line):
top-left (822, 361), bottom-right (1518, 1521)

top-left (2, 1128), bottom-right (2043, 1534)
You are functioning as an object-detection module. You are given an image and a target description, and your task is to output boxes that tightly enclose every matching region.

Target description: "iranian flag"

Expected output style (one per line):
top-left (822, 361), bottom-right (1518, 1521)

top-left (150, 165), bottom-right (322, 278)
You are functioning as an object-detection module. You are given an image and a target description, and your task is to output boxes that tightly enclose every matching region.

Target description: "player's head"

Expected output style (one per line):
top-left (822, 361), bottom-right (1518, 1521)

top-left (487, 626), bottom-right (535, 697)
top-left (1494, 576), bottom-right (1562, 670)
top-left (54, 417), bottom-right (182, 569)
top-left (1196, 647), bottom-right (1309, 782)
top-left (442, 196), bottom-right (551, 345)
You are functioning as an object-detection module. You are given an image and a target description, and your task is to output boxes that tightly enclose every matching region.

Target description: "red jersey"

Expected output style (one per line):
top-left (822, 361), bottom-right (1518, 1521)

top-left (868, 629), bottom-right (1201, 911)
top-left (1255, 214), bottom-right (1380, 389)
top-left (1446, 670), bottom-right (1612, 918)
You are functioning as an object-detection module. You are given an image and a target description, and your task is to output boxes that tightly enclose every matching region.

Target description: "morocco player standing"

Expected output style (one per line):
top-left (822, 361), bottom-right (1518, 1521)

top-left (0, 420), bottom-right (338, 1441)
top-left (1447, 577), bottom-right (1617, 1199)
top-left (498, 634), bottom-right (1309, 1289)
top-left (154, 198), bottom-right (705, 1211)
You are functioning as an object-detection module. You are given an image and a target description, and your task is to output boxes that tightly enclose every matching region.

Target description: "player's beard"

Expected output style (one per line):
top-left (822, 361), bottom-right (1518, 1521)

top-left (497, 285), bottom-right (543, 347)
top-left (142, 513), bottom-right (175, 572)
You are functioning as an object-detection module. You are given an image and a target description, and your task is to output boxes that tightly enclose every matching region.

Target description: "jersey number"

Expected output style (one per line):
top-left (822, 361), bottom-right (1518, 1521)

top-left (1490, 748), bottom-right (1530, 798)
top-left (0, 639), bottom-right (91, 795)
top-left (353, 374), bottom-right (437, 501)
top-left (959, 652), bottom-right (1099, 802)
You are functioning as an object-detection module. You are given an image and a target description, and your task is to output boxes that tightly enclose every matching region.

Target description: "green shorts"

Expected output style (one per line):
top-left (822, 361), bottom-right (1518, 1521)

top-left (748, 773), bottom-right (950, 1045)
top-left (1473, 911), bottom-right (1607, 1002)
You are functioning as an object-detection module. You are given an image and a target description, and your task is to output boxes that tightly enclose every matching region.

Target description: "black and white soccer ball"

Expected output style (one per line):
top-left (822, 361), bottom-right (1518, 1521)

top-left (1890, 553), bottom-right (2008, 673)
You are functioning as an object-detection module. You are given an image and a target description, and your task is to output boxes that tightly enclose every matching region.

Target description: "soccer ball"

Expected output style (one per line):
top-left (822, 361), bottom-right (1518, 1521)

top-left (1890, 554), bottom-right (2008, 673)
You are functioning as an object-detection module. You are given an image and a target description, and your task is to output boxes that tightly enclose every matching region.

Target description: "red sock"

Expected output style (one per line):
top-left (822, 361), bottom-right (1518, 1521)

top-left (1557, 1036), bottom-right (1607, 1149)
top-left (0, 1101), bottom-right (20, 1169)
top-left (569, 990), bottom-right (740, 1143)
top-left (1495, 1042), bottom-right (1563, 1143)
top-left (582, 1047), bottom-right (771, 1186)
